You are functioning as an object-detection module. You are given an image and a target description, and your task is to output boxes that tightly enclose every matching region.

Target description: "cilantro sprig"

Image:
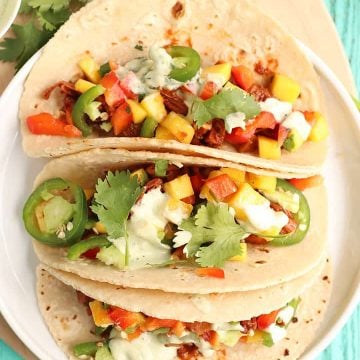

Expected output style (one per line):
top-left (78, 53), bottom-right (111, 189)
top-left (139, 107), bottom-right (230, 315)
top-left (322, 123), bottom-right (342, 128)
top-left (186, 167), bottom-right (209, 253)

top-left (191, 88), bottom-right (261, 128)
top-left (180, 203), bottom-right (247, 267)
top-left (0, 0), bottom-right (91, 70)
top-left (91, 171), bottom-right (143, 265)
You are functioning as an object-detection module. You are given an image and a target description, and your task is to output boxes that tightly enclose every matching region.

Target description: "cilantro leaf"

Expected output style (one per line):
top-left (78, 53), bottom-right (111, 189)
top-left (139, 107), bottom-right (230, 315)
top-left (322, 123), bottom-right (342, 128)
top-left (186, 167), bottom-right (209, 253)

top-left (37, 8), bottom-right (70, 31)
top-left (0, 23), bottom-right (52, 70)
top-left (181, 203), bottom-right (247, 267)
top-left (191, 88), bottom-right (261, 127)
top-left (27, 0), bottom-right (71, 12)
top-left (91, 171), bottom-right (142, 239)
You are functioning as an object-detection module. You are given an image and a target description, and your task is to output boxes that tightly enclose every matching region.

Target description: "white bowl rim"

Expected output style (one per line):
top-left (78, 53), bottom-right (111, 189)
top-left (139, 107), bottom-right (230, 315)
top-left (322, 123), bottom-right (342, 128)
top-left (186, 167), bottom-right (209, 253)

top-left (0, 0), bottom-right (21, 39)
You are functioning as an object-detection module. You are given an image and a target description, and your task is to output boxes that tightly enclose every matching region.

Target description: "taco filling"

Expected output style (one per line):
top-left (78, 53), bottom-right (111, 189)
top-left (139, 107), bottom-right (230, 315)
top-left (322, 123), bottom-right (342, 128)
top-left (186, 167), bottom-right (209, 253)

top-left (24, 162), bottom-right (315, 276)
top-left (72, 293), bottom-right (301, 360)
top-left (26, 45), bottom-right (328, 160)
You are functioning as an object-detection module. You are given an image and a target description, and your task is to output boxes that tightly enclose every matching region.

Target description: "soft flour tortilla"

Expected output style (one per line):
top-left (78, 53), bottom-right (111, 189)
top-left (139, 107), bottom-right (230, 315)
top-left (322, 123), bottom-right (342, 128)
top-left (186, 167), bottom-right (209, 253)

top-left (20, 0), bottom-right (326, 175)
top-left (37, 260), bottom-right (332, 360)
top-left (32, 149), bottom-right (328, 293)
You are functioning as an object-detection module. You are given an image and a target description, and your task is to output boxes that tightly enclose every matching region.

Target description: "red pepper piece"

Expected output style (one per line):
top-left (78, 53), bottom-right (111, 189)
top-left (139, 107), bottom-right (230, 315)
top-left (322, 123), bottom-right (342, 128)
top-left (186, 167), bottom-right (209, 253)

top-left (190, 174), bottom-right (205, 193)
top-left (81, 247), bottom-right (100, 260)
top-left (257, 310), bottom-right (280, 330)
top-left (181, 195), bottom-right (196, 205)
top-left (231, 65), bottom-right (255, 91)
top-left (195, 267), bottom-right (225, 279)
top-left (100, 71), bottom-right (126, 108)
top-left (108, 307), bottom-right (145, 330)
top-left (111, 102), bottom-right (133, 136)
top-left (204, 174), bottom-right (237, 201)
top-left (199, 81), bottom-right (218, 100)
top-left (288, 176), bottom-right (323, 191)
top-left (27, 113), bottom-right (82, 137)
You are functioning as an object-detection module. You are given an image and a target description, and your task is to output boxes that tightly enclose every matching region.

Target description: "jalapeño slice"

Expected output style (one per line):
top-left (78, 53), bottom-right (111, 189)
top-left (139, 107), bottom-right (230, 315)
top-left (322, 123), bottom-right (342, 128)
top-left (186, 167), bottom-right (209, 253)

top-left (23, 178), bottom-right (88, 246)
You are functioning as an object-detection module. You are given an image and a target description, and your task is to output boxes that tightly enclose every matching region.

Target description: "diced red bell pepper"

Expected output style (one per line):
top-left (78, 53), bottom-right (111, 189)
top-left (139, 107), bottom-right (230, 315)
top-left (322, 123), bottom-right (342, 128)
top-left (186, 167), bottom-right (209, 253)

top-left (256, 310), bottom-right (280, 330)
top-left (81, 247), bottom-right (100, 260)
top-left (199, 81), bottom-right (218, 100)
top-left (195, 267), bottom-right (225, 279)
top-left (108, 307), bottom-right (145, 330)
top-left (225, 111), bottom-right (276, 145)
top-left (231, 65), bottom-right (255, 91)
top-left (204, 174), bottom-right (238, 201)
top-left (100, 71), bottom-right (126, 108)
top-left (111, 102), bottom-right (133, 136)
top-left (120, 72), bottom-right (138, 100)
top-left (288, 175), bottom-right (323, 191)
top-left (190, 174), bottom-right (205, 194)
top-left (181, 195), bottom-right (196, 205)
top-left (27, 113), bottom-right (82, 138)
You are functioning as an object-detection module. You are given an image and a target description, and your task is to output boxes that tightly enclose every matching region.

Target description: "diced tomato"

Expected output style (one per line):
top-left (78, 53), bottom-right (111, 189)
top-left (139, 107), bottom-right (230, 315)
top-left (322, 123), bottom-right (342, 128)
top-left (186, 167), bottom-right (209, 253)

top-left (225, 111), bottom-right (276, 145)
top-left (120, 73), bottom-right (138, 100)
top-left (100, 71), bottom-right (126, 108)
top-left (27, 113), bottom-right (82, 138)
top-left (195, 267), bottom-right (225, 279)
top-left (204, 174), bottom-right (237, 201)
top-left (190, 174), bottom-right (205, 194)
top-left (256, 310), bottom-right (280, 330)
top-left (288, 175), bottom-right (323, 191)
top-left (108, 307), bottom-right (145, 330)
top-left (181, 195), bottom-right (196, 205)
top-left (111, 102), bottom-right (133, 136)
top-left (231, 65), bottom-right (255, 91)
top-left (199, 81), bottom-right (217, 100)
top-left (81, 247), bottom-right (100, 260)
top-left (144, 317), bottom-right (179, 331)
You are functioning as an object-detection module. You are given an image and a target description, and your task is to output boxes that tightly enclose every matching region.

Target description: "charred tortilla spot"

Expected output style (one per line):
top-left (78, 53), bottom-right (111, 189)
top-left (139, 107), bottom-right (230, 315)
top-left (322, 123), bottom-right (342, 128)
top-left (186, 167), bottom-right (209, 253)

top-left (172, 1), bottom-right (185, 19)
top-left (46, 306), bottom-right (51, 311)
top-left (284, 349), bottom-right (290, 356)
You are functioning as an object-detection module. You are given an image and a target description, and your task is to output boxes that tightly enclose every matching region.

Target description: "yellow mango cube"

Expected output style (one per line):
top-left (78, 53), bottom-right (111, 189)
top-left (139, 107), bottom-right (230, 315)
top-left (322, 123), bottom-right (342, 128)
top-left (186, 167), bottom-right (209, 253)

top-left (164, 174), bottom-right (194, 200)
top-left (74, 79), bottom-right (96, 93)
top-left (246, 173), bottom-right (277, 192)
top-left (126, 100), bottom-right (147, 124)
top-left (161, 112), bottom-right (195, 144)
top-left (155, 126), bottom-right (177, 140)
top-left (229, 243), bottom-right (247, 261)
top-left (165, 198), bottom-right (193, 218)
top-left (226, 183), bottom-right (267, 221)
top-left (308, 112), bottom-right (329, 142)
top-left (95, 222), bottom-right (107, 234)
top-left (220, 168), bottom-right (246, 186)
top-left (141, 92), bottom-right (167, 123)
top-left (78, 54), bottom-right (101, 83)
top-left (202, 63), bottom-right (232, 87)
top-left (199, 184), bottom-right (215, 202)
top-left (208, 170), bottom-right (225, 179)
top-left (270, 74), bottom-right (301, 103)
top-left (258, 136), bottom-right (281, 160)
top-left (245, 330), bottom-right (264, 344)
top-left (89, 301), bottom-right (113, 327)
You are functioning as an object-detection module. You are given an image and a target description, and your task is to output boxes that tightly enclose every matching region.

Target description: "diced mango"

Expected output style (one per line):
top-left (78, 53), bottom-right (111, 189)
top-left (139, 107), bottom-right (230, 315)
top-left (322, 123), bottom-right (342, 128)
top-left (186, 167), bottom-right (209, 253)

top-left (164, 174), bottom-right (194, 200)
top-left (229, 243), bottom-right (247, 261)
top-left (155, 126), bottom-right (177, 140)
top-left (161, 112), bottom-right (195, 144)
top-left (226, 183), bottom-right (267, 221)
top-left (74, 79), bottom-right (96, 93)
top-left (126, 100), bottom-right (147, 124)
top-left (246, 173), bottom-right (277, 192)
top-left (308, 112), bottom-right (329, 142)
top-left (208, 170), bottom-right (225, 179)
top-left (89, 300), bottom-right (112, 327)
top-left (202, 63), bottom-right (232, 87)
top-left (95, 222), bottom-right (107, 234)
top-left (166, 198), bottom-right (193, 218)
top-left (258, 136), bottom-right (281, 160)
top-left (270, 74), bottom-right (301, 103)
top-left (141, 92), bottom-right (167, 123)
top-left (78, 54), bottom-right (101, 83)
top-left (220, 168), bottom-right (246, 186)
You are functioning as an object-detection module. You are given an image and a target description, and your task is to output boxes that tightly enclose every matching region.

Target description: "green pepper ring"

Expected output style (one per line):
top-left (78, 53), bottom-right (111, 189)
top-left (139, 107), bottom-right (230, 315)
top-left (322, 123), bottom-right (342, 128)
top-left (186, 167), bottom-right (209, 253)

top-left (23, 178), bottom-right (88, 247)
top-left (271, 179), bottom-right (310, 246)
top-left (168, 46), bottom-right (201, 82)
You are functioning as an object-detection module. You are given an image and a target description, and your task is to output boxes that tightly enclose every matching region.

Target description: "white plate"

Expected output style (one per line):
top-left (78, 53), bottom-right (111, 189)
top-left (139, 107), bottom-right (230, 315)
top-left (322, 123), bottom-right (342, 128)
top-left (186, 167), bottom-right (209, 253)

top-left (0, 0), bottom-right (21, 38)
top-left (0, 45), bottom-right (359, 360)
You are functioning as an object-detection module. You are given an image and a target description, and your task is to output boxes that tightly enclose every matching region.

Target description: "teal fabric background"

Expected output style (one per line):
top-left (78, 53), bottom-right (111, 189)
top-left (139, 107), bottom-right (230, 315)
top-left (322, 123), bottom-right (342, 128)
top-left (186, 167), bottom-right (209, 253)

top-left (318, 1), bottom-right (360, 359)
top-left (0, 1), bottom-right (358, 359)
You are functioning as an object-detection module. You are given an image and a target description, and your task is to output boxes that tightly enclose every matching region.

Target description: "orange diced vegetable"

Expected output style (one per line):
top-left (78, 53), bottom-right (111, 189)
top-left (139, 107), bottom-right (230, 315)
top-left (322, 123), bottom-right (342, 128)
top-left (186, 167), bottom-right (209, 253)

top-left (195, 267), bottom-right (225, 279)
top-left (288, 175), bottom-right (323, 191)
top-left (204, 174), bottom-right (238, 201)
top-left (111, 102), bottom-right (133, 136)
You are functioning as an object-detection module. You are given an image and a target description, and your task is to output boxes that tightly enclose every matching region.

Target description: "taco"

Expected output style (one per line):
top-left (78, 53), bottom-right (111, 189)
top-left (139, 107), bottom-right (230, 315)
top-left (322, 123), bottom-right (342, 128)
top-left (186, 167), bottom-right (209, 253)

top-left (20, 0), bottom-right (328, 175)
top-left (25, 149), bottom-right (327, 293)
top-left (37, 259), bottom-right (331, 360)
